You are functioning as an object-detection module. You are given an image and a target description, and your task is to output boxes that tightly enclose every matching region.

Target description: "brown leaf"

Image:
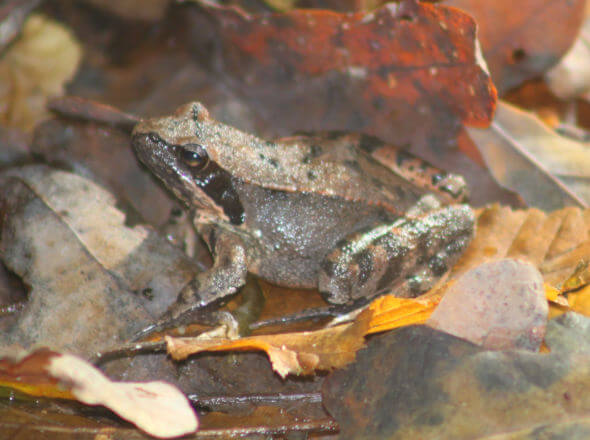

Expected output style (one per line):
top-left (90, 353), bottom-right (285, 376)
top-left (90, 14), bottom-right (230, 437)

top-left (167, 312), bottom-right (371, 377)
top-left (443, 0), bottom-right (586, 93)
top-left (466, 101), bottom-right (590, 210)
top-left (166, 294), bottom-right (439, 376)
top-left (201, 0), bottom-right (495, 145)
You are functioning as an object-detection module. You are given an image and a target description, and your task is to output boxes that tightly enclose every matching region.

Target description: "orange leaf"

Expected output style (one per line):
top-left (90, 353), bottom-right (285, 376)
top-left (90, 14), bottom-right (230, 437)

top-left (366, 294), bottom-right (440, 334)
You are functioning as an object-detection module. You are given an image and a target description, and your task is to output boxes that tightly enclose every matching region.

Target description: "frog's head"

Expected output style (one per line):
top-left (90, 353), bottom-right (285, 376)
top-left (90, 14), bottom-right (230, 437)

top-left (131, 102), bottom-right (245, 225)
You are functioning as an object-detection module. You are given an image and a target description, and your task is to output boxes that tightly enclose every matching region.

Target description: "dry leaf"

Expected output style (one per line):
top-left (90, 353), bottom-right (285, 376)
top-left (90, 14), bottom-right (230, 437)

top-left (453, 205), bottom-right (590, 285)
top-left (568, 285), bottom-right (590, 317)
top-left (167, 314), bottom-right (370, 378)
top-left (448, 205), bottom-right (590, 321)
top-left (366, 294), bottom-right (440, 335)
top-left (166, 295), bottom-right (437, 376)
top-left (0, 349), bottom-right (198, 438)
top-left (466, 101), bottom-right (590, 210)
top-left (0, 14), bottom-right (81, 131)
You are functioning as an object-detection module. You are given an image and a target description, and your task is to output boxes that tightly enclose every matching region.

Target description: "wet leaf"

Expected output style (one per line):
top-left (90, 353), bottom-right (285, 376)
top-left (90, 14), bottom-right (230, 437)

top-left (323, 313), bottom-right (590, 439)
top-left (443, 0), bottom-right (586, 94)
top-left (199, 0), bottom-right (496, 146)
top-left (0, 14), bottom-right (81, 131)
top-left (0, 349), bottom-right (198, 438)
top-left (466, 101), bottom-right (590, 210)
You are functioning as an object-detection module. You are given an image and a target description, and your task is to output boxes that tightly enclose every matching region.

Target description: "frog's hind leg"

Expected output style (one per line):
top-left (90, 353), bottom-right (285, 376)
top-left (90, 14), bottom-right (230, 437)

top-left (318, 205), bottom-right (475, 305)
top-left (358, 134), bottom-right (469, 204)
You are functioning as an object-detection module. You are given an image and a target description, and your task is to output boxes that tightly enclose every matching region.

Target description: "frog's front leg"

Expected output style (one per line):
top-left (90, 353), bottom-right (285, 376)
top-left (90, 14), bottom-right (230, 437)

top-left (318, 205), bottom-right (475, 305)
top-left (135, 226), bottom-right (247, 339)
top-left (172, 224), bottom-right (247, 312)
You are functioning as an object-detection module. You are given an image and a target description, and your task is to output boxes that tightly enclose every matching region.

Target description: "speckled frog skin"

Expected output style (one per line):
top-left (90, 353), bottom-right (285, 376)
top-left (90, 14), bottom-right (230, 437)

top-left (132, 102), bottom-right (474, 325)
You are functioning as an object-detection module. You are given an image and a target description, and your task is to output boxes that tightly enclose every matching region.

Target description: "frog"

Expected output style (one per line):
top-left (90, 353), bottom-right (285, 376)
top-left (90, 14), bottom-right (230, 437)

top-left (131, 102), bottom-right (475, 333)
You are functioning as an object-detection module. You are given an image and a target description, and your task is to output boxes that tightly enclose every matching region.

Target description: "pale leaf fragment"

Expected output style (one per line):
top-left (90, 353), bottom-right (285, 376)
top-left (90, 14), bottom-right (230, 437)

top-left (545, 17), bottom-right (590, 100)
top-left (48, 354), bottom-right (198, 438)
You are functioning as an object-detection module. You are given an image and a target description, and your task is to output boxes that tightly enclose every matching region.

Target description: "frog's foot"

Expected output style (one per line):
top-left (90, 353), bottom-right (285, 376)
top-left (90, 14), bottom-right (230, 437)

top-left (318, 205), bottom-right (475, 304)
top-left (133, 231), bottom-right (248, 341)
top-left (132, 272), bottom-right (246, 341)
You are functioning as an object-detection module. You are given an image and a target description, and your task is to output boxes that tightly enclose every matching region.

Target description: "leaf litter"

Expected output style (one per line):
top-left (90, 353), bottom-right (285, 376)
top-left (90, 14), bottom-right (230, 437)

top-left (1, 0), bottom-right (590, 438)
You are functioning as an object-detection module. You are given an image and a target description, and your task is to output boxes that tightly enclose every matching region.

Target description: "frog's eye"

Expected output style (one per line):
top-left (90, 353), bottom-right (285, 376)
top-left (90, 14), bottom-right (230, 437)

top-left (179, 144), bottom-right (209, 170)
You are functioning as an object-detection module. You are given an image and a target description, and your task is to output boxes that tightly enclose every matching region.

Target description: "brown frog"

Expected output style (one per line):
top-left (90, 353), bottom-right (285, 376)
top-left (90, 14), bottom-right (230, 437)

top-left (132, 102), bottom-right (474, 332)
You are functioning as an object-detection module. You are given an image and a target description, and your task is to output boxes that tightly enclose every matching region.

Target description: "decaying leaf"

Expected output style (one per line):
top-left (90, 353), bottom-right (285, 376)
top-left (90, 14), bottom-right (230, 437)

top-left (466, 101), bottom-right (589, 210)
top-left (0, 165), bottom-right (198, 355)
top-left (0, 349), bottom-right (198, 438)
top-left (443, 0), bottom-right (586, 94)
top-left (198, 0), bottom-right (496, 146)
top-left (0, 14), bottom-right (81, 131)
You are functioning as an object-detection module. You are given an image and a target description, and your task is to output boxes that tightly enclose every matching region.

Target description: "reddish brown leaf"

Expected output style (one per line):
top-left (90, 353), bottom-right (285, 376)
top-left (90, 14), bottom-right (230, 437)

top-left (201, 0), bottom-right (495, 145)
top-left (443, 0), bottom-right (586, 93)
top-left (0, 349), bottom-right (70, 399)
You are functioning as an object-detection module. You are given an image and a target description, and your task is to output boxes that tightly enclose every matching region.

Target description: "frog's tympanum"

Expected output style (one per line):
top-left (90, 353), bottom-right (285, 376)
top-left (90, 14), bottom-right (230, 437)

top-left (132, 103), bottom-right (474, 328)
